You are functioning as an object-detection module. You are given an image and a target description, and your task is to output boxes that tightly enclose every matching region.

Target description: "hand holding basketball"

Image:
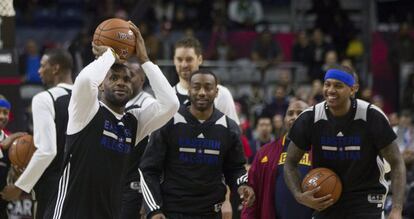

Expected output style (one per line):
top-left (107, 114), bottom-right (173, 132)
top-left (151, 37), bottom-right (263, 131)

top-left (298, 167), bottom-right (342, 211)
top-left (0, 132), bottom-right (27, 150)
top-left (1, 184), bottom-right (23, 201)
top-left (91, 42), bottom-right (123, 63)
top-left (93, 18), bottom-right (136, 60)
top-left (128, 21), bottom-right (149, 64)
top-left (8, 135), bottom-right (36, 171)
top-left (295, 186), bottom-right (334, 211)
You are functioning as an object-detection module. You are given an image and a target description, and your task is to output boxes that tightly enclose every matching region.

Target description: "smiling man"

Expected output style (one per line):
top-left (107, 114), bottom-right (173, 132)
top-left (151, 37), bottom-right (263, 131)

top-left (283, 66), bottom-right (406, 219)
top-left (173, 37), bottom-right (239, 124)
top-left (139, 69), bottom-right (254, 219)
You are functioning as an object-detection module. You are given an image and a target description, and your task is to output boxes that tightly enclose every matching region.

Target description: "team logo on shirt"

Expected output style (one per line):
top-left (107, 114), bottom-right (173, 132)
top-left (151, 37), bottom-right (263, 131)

top-left (278, 152), bottom-right (311, 166)
top-left (177, 134), bottom-right (221, 165)
top-left (320, 135), bottom-right (362, 160)
top-left (100, 120), bottom-right (132, 154)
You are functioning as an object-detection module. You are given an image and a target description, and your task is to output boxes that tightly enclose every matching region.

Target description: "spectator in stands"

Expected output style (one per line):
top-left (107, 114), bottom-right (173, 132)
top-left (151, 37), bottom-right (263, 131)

top-left (278, 68), bottom-right (295, 97)
top-left (139, 21), bottom-right (161, 61)
top-left (309, 79), bottom-right (324, 105)
top-left (309, 0), bottom-right (341, 35)
top-left (390, 22), bottom-right (414, 65)
top-left (292, 30), bottom-right (313, 71)
top-left (272, 114), bottom-right (284, 139)
top-left (0, 95), bottom-right (27, 218)
top-left (262, 85), bottom-right (289, 118)
top-left (242, 100), bottom-right (311, 219)
top-left (394, 110), bottom-right (414, 152)
top-left (235, 102), bottom-right (253, 161)
top-left (372, 94), bottom-right (385, 110)
top-left (345, 32), bottom-right (364, 61)
top-left (205, 24), bottom-right (235, 61)
top-left (402, 72), bottom-right (414, 113)
top-left (249, 116), bottom-right (274, 163)
top-left (228, 0), bottom-right (263, 29)
top-left (19, 39), bottom-right (42, 84)
top-left (389, 112), bottom-right (400, 129)
top-left (319, 50), bottom-right (339, 80)
top-left (308, 28), bottom-right (333, 81)
top-left (360, 87), bottom-right (373, 102)
top-left (158, 21), bottom-right (174, 60)
top-left (68, 28), bottom-right (94, 75)
top-left (251, 29), bottom-right (283, 69)
top-left (172, 0), bottom-right (213, 30)
top-left (341, 58), bottom-right (354, 70)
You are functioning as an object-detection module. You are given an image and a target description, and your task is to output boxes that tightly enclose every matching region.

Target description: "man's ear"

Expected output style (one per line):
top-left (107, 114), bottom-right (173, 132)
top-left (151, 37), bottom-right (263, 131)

top-left (198, 54), bottom-right (203, 66)
top-left (52, 64), bottom-right (60, 75)
top-left (98, 84), bottom-right (104, 92)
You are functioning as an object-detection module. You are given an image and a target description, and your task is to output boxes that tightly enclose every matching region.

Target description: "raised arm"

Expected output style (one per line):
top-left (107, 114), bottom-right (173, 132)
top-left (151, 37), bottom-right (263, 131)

top-left (379, 142), bottom-right (406, 219)
top-left (66, 48), bottom-right (116, 135)
top-left (127, 22), bottom-right (179, 142)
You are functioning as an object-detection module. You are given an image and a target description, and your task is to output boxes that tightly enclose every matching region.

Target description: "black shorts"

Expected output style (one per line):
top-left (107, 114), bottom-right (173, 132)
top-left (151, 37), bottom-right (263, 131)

top-left (34, 176), bottom-right (59, 219)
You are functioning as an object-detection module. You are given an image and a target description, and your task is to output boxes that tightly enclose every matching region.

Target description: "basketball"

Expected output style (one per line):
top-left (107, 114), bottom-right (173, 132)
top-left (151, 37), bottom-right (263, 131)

top-left (301, 167), bottom-right (342, 204)
top-left (8, 135), bottom-right (37, 170)
top-left (93, 18), bottom-right (136, 60)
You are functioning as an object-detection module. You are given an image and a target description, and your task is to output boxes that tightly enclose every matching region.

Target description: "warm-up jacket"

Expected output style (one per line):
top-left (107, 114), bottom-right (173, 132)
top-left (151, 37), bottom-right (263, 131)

top-left (140, 106), bottom-right (247, 217)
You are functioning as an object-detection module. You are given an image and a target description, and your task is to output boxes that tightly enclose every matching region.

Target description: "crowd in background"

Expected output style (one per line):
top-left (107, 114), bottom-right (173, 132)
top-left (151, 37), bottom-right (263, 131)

top-left (4, 0), bottom-right (414, 218)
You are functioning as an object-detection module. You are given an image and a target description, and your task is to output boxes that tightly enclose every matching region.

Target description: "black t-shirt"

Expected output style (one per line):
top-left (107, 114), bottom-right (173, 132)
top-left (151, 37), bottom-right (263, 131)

top-left (289, 99), bottom-right (396, 213)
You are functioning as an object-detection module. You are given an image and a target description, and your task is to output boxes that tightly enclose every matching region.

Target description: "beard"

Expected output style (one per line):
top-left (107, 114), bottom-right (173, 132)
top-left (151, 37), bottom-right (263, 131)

top-left (189, 95), bottom-right (214, 112)
top-left (103, 89), bottom-right (131, 107)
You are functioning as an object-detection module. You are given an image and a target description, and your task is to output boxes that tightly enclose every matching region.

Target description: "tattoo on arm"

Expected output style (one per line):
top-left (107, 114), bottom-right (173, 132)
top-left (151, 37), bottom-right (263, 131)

top-left (284, 141), bottom-right (307, 197)
top-left (380, 142), bottom-right (406, 211)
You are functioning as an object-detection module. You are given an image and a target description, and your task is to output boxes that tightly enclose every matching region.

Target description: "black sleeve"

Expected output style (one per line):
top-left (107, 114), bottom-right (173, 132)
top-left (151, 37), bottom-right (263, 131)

top-left (288, 110), bottom-right (313, 151)
top-left (223, 119), bottom-right (247, 189)
top-left (139, 121), bottom-right (171, 217)
top-left (368, 106), bottom-right (397, 150)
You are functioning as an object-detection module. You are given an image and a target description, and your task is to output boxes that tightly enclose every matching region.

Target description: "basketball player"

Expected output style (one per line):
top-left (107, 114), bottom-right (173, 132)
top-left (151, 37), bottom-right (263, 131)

top-left (242, 100), bottom-right (312, 219)
top-left (1, 49), bottom-right (73, 218)
top-left (173, 36), bottom-right (240, 217)
top-left (139, 69), bottom-right (255, 219)
top-left (284, 66), bottom-right (406, 219)
top-left (120, 62), bottom-right (155, 219)
top-left (0, 95), bottom-right (26, 218)
top-left (43, 22), bottom-right (179, 219)
top-left (173, 37), bottom-right (239, 124)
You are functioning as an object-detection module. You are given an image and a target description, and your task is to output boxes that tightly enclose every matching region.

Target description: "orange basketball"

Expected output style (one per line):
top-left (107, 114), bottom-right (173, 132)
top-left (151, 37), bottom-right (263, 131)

top-left (301, 167), bottom-right (342, 204)
top-left (93, 18), bottom-right (136, 60)
top-left (8, 135), bottom-right (37, 170)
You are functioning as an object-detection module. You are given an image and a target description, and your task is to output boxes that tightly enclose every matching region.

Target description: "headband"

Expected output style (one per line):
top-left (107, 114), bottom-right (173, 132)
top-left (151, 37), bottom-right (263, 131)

top-left (324, 69), bottom-right (355, 87)
top-left (0, 99), bottom-right (10, 110)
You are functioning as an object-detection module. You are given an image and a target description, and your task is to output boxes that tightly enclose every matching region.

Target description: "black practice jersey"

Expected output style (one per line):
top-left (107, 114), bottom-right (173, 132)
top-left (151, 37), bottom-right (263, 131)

top-left (41, 86), bottom-right (71, 184)
top-left (49, 105), bottom-right (137, 219)
top-left (289, 99), bottom-right (396, 213)
top-left (140, 106), bottom-right (247, 216)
